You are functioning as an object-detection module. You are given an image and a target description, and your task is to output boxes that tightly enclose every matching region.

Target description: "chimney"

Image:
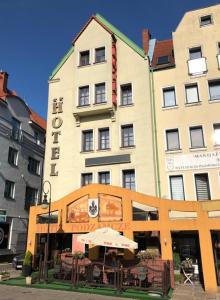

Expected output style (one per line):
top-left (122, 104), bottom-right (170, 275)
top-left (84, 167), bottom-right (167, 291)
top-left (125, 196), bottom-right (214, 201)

top-left (142, 29), bottom-right (151, 55)
top-left (0, 72), bottom-right (9, 95)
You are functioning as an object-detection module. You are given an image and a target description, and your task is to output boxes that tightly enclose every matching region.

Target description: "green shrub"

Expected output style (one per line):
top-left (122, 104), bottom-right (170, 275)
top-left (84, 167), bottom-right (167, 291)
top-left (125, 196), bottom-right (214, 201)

top-left (23, 250), bottom-right (32, 266)
top-left (173, 252), bottom-right (181, 270)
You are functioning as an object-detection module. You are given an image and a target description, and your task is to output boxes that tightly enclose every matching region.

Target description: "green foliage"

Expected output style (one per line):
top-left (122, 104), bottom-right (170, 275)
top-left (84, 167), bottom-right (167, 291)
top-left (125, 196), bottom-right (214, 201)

top-left (72, 251), bottom-right (85, 259)
top-left (173, 252), bottom-right (181, 269)
top-left (23, 250), bottom-right (32, 266)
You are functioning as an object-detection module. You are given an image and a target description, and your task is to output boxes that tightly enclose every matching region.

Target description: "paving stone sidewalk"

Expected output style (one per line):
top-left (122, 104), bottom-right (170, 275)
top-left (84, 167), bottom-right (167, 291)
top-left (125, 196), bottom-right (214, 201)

top-left (172, 284), bottom-right (220, 300)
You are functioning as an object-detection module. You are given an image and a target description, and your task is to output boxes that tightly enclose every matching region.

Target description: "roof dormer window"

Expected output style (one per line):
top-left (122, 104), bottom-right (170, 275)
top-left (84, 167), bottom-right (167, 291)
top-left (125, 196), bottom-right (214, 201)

top-left (200, 15), bottom-right (212, 27)
top-left (157, 55), bottom-right (169, 65)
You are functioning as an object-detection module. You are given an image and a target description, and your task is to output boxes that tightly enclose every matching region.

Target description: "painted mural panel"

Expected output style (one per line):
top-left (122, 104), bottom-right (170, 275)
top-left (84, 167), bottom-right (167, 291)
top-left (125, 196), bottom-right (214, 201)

top-left (67, 195), bottom-right (89, 223)
top-left (99, 194), bottom-right (122, 221)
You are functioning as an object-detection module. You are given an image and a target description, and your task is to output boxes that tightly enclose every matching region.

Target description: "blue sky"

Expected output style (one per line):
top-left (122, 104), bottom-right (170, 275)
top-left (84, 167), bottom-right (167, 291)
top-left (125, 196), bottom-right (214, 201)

top-left (0, 0), bottom-right (218, 119)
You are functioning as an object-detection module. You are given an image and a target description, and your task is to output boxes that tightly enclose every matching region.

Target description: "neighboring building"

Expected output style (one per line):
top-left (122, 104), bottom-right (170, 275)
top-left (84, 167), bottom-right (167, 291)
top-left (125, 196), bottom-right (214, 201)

top-left (152, 4), bottom-right (220, 203)
top-left (0, 72), bottom-right (46, 258)
top-left (44, 14), bottom-right (157, 201)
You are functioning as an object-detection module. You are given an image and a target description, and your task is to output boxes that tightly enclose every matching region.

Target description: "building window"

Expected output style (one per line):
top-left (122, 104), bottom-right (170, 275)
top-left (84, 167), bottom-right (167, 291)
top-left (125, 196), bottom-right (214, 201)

top-left (95, 47), bottom-right (105, 63)
top-left (95, 83), bottom-right (106, 104)
top-left (166, 129), bottom-right (180, 151)
top-left (4, 180), bottom-right (15, 199)
top-left (121, 84), bottom-right (132, 105)
top-left (163, 87), bottom-right (176, 107)
top-left (208, 80), bottom-right (220, 101)
top-left (185, 84), bottom-right (199, 104)
top-left (190, 126), bottom-right (205, 148)
top-left (157, 56), bottom-right (169, 65)
top-left (25, 186), bottom-right (38, 210)
top-left (82, 130), bottom-right (93, 152)
top-left (213, 124), bottom-right (220, 146)
top-left (98, 171), bottom-right (110, 185)
top-left (218, 42), bottom-right (220, 54)
top-left (11, 117), bottom-right (21, 141)
top-left (121, 124), bottom-right (134, 147)
top-left (195, 173), bottom-right (211, 200)
top-left (98, 128), bottom-right (109, 150)
top-left (34, 131), bottom-right (41, 145)
top-left (8, 147), bottom-right (18, 166)
top-left (123, 169), bottom-right (135, 190)
top-left (169, 175), bottom-right (185, 200)
top-left (79, 86), bottom-right (89, 106)
top-left (28, 157), bottom-right (40, 175)
top-left (200, 15), bottom-right (212, 26)
top-left (81, 173), bottom-right (93, 186)
top-left (79, 50), bottom-right (90, 66)
top-left (189, 47), bottom-right (202, 60)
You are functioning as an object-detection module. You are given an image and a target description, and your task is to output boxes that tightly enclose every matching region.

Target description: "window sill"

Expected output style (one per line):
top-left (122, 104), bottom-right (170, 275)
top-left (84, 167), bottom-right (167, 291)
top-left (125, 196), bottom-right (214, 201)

top-left (119, 103), bottom-right (134, 108)
top-left (93, 60), bottom-right (107, 65)
top-left (120, 145), bottom-right (135, 150)
top-left (185, 101), bottom-right (202, 107)
top-left (96, 148), bottom-right (111, 152)
top-left (77, 104), bottom-right (91, 109)
top-left (80, 150), bottom-right (94, 154)
top-left (162, 105), bottom-right (178, 110)
top-left (189, 147), bottom-right (207, 152)
top-left (209, 99), bottom-right (220, 103)
top-left (77, 63), bottom-right (91, 68)
top-left (8, 163), bottom-right (18, 168)
top-left (93, 102), bottom-right (107, 106)
top-left (28, 171), bottom-right (40, 177)
top-left (4, 196), bottom-right (15, 201)
top-left (165, 149), bottom-right (182, 154)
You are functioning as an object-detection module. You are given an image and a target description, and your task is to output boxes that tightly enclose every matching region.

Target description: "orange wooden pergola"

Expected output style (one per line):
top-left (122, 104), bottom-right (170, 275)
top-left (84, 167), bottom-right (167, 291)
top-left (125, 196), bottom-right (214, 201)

top-left (27, 184), bottom-right (220, 293)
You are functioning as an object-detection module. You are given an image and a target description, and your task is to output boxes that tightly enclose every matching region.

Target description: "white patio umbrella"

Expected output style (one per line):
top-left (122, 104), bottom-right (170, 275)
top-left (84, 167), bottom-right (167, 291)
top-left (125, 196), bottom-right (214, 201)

top-left (77, 227), bottom-right (138, 249)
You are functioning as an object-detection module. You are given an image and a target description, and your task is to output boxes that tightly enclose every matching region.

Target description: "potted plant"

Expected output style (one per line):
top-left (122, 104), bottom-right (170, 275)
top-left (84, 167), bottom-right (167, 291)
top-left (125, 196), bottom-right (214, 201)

top-left (173, 252), bottom-right (181, 274)
top-left (0, 271), bottom-right (10, 281)
top-left (22, 250), bottom-right (32, 283)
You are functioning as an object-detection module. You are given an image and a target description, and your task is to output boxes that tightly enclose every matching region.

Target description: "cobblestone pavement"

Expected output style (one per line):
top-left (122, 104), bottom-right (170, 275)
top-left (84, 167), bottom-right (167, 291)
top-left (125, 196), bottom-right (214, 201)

top-left (0, 285), bottom-right (127, 300)
top-left (172, 284), bottom-right (220, 300)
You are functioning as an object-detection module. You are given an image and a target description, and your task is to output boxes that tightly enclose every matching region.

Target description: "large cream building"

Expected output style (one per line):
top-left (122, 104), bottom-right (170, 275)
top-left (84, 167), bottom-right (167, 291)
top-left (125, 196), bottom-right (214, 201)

top-left (44, 14), bottom-right (157, 201)
top-left (152, 4), bottom-right (220, 203)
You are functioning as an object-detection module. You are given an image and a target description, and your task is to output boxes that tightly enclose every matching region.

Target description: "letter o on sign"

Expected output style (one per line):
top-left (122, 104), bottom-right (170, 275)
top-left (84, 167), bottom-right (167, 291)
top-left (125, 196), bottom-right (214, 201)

top-left (52, 117), bottom-right (63, 129)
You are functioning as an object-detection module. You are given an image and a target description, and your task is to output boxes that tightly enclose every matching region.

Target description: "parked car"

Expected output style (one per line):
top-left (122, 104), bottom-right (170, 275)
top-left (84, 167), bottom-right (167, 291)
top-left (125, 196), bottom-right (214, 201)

top-left (12, 253), bottom-right (25, 269)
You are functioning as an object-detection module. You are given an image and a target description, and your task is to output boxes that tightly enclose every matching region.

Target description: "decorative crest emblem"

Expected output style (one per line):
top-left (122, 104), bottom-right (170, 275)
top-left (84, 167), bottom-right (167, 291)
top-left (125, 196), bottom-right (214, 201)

top-left (88, 198), bottom-right (99, 218)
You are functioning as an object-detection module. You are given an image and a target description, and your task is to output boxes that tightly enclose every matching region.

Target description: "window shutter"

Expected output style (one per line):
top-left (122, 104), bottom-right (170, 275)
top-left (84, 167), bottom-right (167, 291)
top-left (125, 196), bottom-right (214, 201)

top-left (195, 174), bottom-right (210, 200)
top-left (170, 176), bottom-right (185, 200)
top-left (186, 86), bottom-right (199, 103)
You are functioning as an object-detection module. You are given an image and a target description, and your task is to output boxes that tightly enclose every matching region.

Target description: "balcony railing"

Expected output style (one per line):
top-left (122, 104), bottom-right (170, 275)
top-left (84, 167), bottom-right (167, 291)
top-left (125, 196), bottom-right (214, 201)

top-left (187, 57), bottom-right (207, 76)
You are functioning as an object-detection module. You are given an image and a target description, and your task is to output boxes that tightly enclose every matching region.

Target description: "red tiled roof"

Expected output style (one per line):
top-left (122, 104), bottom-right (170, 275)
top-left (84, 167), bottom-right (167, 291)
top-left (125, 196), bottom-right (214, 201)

top-left (151, 39), bottom-right (175, 68)
top-left (29, 109), bottom-right (47, 131)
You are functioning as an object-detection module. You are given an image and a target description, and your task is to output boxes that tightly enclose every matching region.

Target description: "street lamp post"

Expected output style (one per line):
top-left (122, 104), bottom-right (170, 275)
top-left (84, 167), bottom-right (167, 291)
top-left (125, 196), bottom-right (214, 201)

top-left (41, 180), bottom-right (52, 283)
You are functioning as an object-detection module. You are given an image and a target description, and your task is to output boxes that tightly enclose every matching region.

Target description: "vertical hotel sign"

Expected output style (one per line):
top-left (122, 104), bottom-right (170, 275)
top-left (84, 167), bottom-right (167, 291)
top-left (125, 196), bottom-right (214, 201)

top-left (50, 98), bottom-right (63, 176)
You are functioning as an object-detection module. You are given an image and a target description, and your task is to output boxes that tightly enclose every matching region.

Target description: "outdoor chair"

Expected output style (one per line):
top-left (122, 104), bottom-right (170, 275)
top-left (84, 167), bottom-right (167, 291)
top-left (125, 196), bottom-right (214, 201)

top-left (181, 266), bottom-right (194, 285)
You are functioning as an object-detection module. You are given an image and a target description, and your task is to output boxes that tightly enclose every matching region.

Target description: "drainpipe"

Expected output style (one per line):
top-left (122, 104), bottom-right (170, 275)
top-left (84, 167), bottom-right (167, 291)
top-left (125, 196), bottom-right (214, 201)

top-left (147, 60), bottom-right (161, 198)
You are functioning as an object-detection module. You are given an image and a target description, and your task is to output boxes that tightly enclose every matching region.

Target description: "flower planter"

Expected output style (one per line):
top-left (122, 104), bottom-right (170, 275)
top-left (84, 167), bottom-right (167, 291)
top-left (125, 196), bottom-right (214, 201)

top-left (0, 273), bottom-right (10, 281)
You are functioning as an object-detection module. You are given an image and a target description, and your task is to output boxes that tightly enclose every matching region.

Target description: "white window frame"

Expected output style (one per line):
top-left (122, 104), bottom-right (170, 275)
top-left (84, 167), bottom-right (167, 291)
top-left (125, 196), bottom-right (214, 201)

top-left (169, 174), bottom-right (185, 200)
top-left (8, 147), bottom-right (18, 166)
top-left (185, 83), bottom-right (200, 104)
top-left (98, 170), bottom-right (111, 185)
top-left (165, 128), bottom-right (181, 151)
top-left (98, 127), bottom-right (110, 150)
top-left (120, 83), bottom-right (133, 106)
top-left (120, 123), bottom-right (135, 148)
top-left (94, 82), bottom-right (107, 104)
top-left (193, 172), bottom-right (211, 201)
top-left (94, 46), bottom-right (106, 64)
top-left (199, 14), bottom-right (213, 27)
top-left (162, 86), bottom-right (177, 108)
top-left (189, 46), bottom-right (202, 60)
top-left (78, 85), bottom-right (90, 107)
top-left (189, 125), bottom-right (205, 149)
top-left (81, 129), bottom-right (94, 152)
top-left (78, 49), bottom-right (90, 67)
top-left (213, 123), bottom-right (220, 146)
top-left (81, 172), bottom-right (93, 187)
top-left (208, 79), bottom-right (220, 101)
top-left (121, 168), bottom-right (136, 191)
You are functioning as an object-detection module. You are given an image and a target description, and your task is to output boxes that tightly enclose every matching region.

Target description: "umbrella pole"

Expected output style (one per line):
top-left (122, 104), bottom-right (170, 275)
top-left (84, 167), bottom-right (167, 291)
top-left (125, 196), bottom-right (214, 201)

top-left (103, 246), bottom-right (107, 282)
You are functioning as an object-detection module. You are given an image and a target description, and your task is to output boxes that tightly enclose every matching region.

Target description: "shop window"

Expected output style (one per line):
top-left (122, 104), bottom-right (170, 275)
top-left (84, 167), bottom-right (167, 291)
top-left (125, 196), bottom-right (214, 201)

top-left (81, 173), bottom-right (93, 186)
top-left (122, 169), bottom-right (135, 190)
top-left (166, 129), bottom-right (180, 151)
top-left (189, 47), bottom-right (202, 60)
top-left (98, 128), bottom-right (109, 150)
top-left (79, 86), bottom-right (89, 106)
top-left (195, 173), bottom-right (211, 200)
top-left (37, 211), bottom-right (58, 224)
top-left (95, 47), bottom-right (105, 63)
top-left (185, 84), bottom-right (199, 104)
top-left (82, 130), bottom-right (93, 152)
top-left (8, 147), bottom-right (18, 166)
top-left (163, 87), bottom-right (176, 107)
top-left (28, 157), bottom-right (40, 175)
top-left (98, 172), bottom-right (110, 185)
top-left (121, 124), bottom-right (134, 147)
top-left (208, 80), bottom-right (220, 101)
top-left (169, 175), bottom-right (185, 200)
top-left (213, 124), bottom-right (220, 146)
top-left (132, 201), bottom-right (158, 221)
top-left (121, 84), bottom-right (132, 105)
top-left (200, 15), bottom-right (212, 27)
top-left (95, 83), bottom-right (106, 104)
top-left (79, 50), bottom-right (90, 66)
top-left (189, 126), bottom-right (205, 148)
top-left (4, 180), bottom-right (15, 199)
